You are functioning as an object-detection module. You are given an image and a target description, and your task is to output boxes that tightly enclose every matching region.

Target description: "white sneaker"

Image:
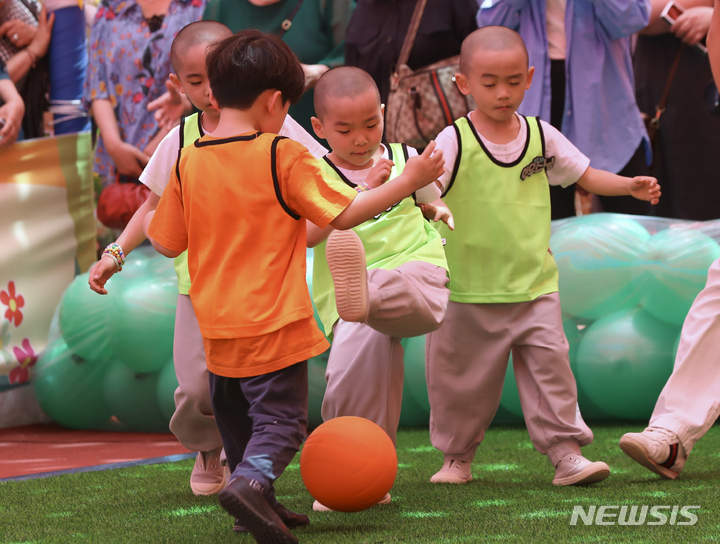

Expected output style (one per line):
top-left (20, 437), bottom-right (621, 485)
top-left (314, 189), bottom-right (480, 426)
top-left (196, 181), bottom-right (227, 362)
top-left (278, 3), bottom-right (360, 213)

top-left (619, 427), bottom-right (686, 479)
top-left (326, 230), bottom-right (369, 323)
top-left (190, 448), bottom-right (227, 495)
top-left (552, 454), bottom-right (610, 486)
top-left (430, 459), bottom-right (473, 484)
top-left (312, 493), bottom-right (391, 512)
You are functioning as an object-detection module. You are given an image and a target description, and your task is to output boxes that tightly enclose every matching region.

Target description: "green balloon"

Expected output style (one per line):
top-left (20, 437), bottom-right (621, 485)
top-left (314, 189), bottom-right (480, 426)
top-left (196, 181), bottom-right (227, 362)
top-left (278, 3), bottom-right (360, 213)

top-left (632, 228), bottom-right (720, 325)
top-left (59, 272), bottom-right (121, 361)
top-left (491, 404), bottom-right (524, 426)
top-left (307, 349), bottom-right (329, 430)
top-left (33, 340), bottom-right (112, 429)
top-left (156, 359), bottom-right (178, 421)
top-left (400, 335), bottom-right (430, 413)
top-left (103, 361), bottom-right (169, 432)
top-left (565, 317), bottom-right (613, 421)
top-left (399, 384), bottom-right (429, 428)
top-left (499, 357), bottom-right (523, 418)
top-left (576, 307), bottom-right (680, 420)
top-left (109, 275), bottom-right (177, 373)
top-left (119, 245), bottom-right (154, 279)
top-left (551, 213), bottom-right (650, 319)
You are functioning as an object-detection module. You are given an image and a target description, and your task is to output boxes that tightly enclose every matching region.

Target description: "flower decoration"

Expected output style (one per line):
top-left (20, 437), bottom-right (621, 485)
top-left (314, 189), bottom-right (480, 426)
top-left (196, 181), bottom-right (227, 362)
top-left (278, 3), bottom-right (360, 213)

top-left (1, 281), bottom-right (24, 327)
top-left (10, 339), bottom-right (37, 385)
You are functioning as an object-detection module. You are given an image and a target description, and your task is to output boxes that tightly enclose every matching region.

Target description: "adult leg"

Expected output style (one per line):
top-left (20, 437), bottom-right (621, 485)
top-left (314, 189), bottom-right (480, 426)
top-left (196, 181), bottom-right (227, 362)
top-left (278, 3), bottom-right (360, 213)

top-left (365, 262), bottom-right (449, 338)
top-left (648, 258), bottom-right (720, 454)
top-left (322, 320), bottom-right (403, 444)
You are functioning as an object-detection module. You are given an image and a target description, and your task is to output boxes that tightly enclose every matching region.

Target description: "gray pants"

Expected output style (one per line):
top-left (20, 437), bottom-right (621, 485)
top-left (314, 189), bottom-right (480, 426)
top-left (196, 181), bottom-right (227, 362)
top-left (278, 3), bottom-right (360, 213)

top-left (322, 262), bottom-right (449, 444)
top-left (426, 293), bottom-right (593, 466)
top-left (170, 294), bottom-right (223, 453)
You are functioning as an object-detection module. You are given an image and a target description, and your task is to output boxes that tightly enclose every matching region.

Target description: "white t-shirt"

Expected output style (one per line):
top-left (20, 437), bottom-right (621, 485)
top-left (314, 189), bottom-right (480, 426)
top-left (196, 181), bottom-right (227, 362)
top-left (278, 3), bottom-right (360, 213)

top-left (546, 0), bottom-right (567, 60)
top-left (139, 114), bottom-right (328, 197)
top-left (434, 112), bottom-right (590, 191)
top-left (331, 144), bottom-right (440, 204)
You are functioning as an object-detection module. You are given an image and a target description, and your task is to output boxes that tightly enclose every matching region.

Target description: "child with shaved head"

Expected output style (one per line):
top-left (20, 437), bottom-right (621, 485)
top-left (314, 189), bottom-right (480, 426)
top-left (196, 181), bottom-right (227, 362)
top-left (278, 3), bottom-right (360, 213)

top-left (425, 26), bottom-right (662, 487)
top-left (88, 22), bottom-right (326, 518)
top-left (307, 66), bottom-right (452, 510)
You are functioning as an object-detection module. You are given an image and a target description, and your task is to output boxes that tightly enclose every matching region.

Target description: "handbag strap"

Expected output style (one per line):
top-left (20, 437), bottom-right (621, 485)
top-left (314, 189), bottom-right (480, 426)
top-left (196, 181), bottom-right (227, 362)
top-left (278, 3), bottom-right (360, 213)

top-left (651, 43), bottom-right (685, 128)
top-left (391, 0), bottom-right (428, 90)
top-left (278, 0), bottom-right (304, 37)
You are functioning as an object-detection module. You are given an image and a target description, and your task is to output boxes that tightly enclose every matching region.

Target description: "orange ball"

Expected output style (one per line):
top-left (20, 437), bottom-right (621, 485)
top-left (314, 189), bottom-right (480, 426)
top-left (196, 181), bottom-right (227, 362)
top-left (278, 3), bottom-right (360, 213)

top-left (300, 416), bottom-right (397, 512)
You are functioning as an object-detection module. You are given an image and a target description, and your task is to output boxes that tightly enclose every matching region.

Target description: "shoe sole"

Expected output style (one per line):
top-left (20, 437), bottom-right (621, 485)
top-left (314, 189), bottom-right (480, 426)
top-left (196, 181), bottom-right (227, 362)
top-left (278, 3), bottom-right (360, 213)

top-left (191, 480), bottom-right (226, 496)
top-left (430, 474), bottom-right (473, 484)
top-left (553, 462), bottom-right (610, 486)
top-left (219, 489), bottom-right (298, 544)
top-left (326, 230), bottom-right (368, 323)
top-left (619, 436), bottom-right (679, 480)
top-left (314, 493), bottom-right (392, 512)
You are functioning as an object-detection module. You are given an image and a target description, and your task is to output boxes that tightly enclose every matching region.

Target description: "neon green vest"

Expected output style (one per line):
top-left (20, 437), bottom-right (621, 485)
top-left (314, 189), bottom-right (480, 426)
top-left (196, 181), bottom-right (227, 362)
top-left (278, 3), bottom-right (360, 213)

top-left (173, 113), bottom-right (204, 295)
top-left (437, 115), bottom-right (558, 303)
top-left (312, 143), bottom-right (448, 337)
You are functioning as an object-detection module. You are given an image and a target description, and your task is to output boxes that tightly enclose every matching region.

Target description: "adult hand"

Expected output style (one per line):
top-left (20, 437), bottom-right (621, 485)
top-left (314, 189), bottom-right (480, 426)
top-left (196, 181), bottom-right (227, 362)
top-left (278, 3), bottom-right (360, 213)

top-left (0, 84), bottom-right (24, 147)
top-left (302, 64), bottom-right (329, 91)
top-left (0, 20), bottom-right (37, 48)
top-left (147, 80), bottom-right (191, 129)
top-left (106, 141), bottom-right (150, 178)
top-left (672, 7), bottom-right (713, 46)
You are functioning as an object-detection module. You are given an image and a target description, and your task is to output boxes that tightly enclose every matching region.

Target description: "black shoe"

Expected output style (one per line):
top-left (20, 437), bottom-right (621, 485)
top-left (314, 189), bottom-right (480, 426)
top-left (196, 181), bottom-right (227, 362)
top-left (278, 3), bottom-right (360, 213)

top-left (219, 477), bottom-right (298, 544)
top-left (234, 503), bottom-right (310, 533)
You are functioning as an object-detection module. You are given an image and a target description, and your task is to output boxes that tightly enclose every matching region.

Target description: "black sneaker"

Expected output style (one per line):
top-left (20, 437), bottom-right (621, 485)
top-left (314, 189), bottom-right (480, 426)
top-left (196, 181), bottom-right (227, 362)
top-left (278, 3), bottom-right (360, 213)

top-left (219, 477), bottom-right (298, 544)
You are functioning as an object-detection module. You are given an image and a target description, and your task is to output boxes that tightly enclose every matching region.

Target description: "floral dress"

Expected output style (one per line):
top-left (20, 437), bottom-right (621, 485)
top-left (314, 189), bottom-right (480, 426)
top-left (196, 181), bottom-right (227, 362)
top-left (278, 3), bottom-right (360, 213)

top-left (83, 0), bottom-right (204, 186)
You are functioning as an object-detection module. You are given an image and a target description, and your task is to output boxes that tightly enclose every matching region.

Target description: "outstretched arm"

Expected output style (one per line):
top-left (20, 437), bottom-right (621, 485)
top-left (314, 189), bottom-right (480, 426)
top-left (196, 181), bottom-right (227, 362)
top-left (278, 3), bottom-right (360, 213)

top-left (331, 142), bottom-right (444, 230)
top-left (576, 166), bottom-right (661, 204)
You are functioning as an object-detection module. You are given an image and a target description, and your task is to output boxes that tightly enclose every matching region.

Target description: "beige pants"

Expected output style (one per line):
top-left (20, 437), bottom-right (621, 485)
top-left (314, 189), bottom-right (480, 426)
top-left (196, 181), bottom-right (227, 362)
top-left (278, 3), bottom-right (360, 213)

top-left (322, 262), bottom-right (449, 445)
top-left (426, 293), bottom-right (593, 466)
top-left (170, 294), bottom-right (223, 453)
top-left (650, 257), bottom-right (720, 455)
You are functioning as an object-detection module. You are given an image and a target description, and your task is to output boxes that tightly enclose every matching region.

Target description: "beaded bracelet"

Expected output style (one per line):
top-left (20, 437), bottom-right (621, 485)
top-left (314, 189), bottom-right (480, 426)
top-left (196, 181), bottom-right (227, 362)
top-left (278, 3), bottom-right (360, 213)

top-left (103, 243), bottom-right (125, 272)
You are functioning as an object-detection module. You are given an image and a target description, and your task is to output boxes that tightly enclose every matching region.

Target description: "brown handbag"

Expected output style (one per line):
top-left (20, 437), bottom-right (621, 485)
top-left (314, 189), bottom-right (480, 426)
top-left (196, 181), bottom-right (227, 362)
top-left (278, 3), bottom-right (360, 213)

top-left (384, 0), bottom-right (476, 149)
top-left (96, 175), bottom-right (151, 230)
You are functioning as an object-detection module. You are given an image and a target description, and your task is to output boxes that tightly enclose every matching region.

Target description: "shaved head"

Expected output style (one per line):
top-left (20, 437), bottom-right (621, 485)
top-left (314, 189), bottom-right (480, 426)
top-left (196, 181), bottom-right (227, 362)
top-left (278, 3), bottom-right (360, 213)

top-left (459, 26), bottom-right (529, 75)
top-left (314, 66), bottom-right (381, 120)
top-left (171, 21), bottom-right (232, 73)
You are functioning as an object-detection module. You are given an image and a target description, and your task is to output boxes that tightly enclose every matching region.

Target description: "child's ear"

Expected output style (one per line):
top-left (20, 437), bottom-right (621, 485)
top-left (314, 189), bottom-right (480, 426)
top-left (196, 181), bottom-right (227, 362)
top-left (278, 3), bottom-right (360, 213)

top-left (169, 73), bottom-right (186, 95)
top-left (454, 73), bottom-right (471, 96)
top-left (208, 88), bottom-right (219, 110)
top-left (310, 116), bottom-right (325, 139)
top-left (526, 66), bottom-right (535, 90)
top-left (268, 90), bottom-right (283, 115)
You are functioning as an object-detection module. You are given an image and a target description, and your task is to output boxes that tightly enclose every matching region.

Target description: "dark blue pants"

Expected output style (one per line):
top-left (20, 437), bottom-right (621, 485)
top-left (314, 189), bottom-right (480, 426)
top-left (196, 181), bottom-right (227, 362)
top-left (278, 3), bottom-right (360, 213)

top-left (208, 362), bottom-right (308, 508)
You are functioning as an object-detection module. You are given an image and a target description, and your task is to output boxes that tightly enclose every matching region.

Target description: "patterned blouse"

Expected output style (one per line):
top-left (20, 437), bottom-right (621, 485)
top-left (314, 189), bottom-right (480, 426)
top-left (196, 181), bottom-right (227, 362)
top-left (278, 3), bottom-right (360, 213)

top-left (83, 0), bottom-right (204, 186)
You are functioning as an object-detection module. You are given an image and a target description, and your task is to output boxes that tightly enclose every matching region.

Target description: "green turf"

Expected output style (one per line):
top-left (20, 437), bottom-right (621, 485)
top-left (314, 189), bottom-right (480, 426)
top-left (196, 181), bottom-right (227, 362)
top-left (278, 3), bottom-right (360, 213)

top-left (2, 423), bottom-right (719, 544)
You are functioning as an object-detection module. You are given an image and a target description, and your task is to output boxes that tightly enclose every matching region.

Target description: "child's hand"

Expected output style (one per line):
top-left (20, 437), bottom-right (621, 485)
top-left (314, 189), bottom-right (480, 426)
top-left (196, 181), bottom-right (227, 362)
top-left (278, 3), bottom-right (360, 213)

top-left (88, 256), bottom-right (118, 295)
top-left (629, 176), bottom-right (661, 205)
top-left (403, 141), bottom-right (445, 191)
top-left (148, 80), bottom-right (192, 130)
top-left (419, 199), bottom-right (454, 230)
top-left (366, 158), bottom-right (394, 189)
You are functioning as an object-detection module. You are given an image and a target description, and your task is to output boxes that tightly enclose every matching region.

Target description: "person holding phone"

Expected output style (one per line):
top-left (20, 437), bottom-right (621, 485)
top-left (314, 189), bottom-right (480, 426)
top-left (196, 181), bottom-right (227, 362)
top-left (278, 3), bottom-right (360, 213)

top-left (635, 0), bottom-right (720, 220)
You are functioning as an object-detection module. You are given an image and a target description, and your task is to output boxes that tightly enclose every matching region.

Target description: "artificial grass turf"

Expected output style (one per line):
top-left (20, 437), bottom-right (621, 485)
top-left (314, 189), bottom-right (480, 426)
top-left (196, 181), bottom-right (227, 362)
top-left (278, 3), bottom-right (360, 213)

top-left (2, 423), bottom-right (720, 544)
